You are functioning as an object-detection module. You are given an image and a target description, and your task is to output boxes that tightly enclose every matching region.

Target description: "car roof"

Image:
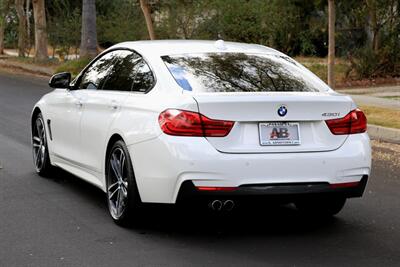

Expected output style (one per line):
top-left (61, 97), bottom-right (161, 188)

top-left (109, 40), bottom-right (281, 58)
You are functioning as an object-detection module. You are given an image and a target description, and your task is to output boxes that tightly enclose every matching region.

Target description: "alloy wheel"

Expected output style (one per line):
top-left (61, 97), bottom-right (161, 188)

top-left (107, 147), bottom-right (129, 220)
top-left (32, 117), bottom-right (46, 172)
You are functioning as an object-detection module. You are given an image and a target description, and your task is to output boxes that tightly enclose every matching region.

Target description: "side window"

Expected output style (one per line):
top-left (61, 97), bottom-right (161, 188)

top-left (131, 59), bottom-right (155, 93)
top-left (102, 50), bottom-right (140, 91)
top-left (78, 52), bottom-right (116, 90)
top-left (102, 50), bottom-right (155, 93)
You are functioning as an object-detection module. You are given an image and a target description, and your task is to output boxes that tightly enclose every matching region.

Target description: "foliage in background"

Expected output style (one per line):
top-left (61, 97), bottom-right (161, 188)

top-left (153, 0), bottom-right (329, 57)
top-left (55, 57), bottom-right (90, 76)
top-left (348, 0), bottom-right (400, 78)
top-left (47, 0), bottom-right (81, 59)
top-left (1, 0), bottom-right (399, 79)
top-left (3, 6), bottom-right (18, 48)
top-left (154, 0), bottom-right (214, 39)
top-left (96, 0), bottom-right (147, 47)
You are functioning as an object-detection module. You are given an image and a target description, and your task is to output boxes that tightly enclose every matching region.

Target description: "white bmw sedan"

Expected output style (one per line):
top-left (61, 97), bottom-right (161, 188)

top-left (32, 40), bottom-right (371, 225)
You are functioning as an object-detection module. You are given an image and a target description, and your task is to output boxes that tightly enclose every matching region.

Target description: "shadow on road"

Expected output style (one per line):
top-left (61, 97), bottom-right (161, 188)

top-left (134, 204), bottom-right (342, 239)
top-left (45, 167), bottom-right (343, 238)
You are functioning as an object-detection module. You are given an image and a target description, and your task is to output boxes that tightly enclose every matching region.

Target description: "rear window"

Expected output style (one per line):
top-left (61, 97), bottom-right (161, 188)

top-left (162, 53), bottom-right (329, 93)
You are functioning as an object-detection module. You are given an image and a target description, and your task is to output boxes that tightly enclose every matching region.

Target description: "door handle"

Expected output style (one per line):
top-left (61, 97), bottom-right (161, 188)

top-left (109, 100), bottom-right (119, 110)
top-left (67, 91), bottom-right (83, 108)
top-left (75, 100), bottom-right (83, 108)
top-left (74, 100), bottom-right (83, 108)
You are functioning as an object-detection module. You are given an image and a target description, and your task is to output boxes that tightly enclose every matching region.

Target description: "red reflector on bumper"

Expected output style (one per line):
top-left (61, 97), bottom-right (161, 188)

top-left (196, 186), bottom-right (237, 192)
top-left (330, 182), bottom-right (359, 189)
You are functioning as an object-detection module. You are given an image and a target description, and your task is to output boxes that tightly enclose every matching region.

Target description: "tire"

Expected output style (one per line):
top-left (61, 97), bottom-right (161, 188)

top-left (32, 113), bottom-right (53, 177)
top-left (295, 196), bottom-right (346, 217)
top-left (106, 140), bottom-right (141, 226)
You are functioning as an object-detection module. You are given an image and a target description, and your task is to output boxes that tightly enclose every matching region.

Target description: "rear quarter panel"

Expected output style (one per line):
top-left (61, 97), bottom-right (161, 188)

top-left (102, 88), bottom-right (199, 190)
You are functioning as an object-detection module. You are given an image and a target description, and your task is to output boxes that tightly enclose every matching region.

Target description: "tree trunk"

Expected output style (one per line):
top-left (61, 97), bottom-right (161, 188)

top-left (140, 0), bottom-right (156, 40)
top-left (366, 0), bottom-right (379, 51)
top-left (0, 21), bottom-right (5, 55)
top-left (15, 0), bottom-right (27, 57)
top-left (327, 0), bottom-right (335, 89)
top-left (0, 11), bottom-right (5, 54)
top-left (80, 0), bottom-right (97, 58)
top-left (32, 0), bottom-right (48, 61)
top-left (26, 0), bottom-right (30, 55)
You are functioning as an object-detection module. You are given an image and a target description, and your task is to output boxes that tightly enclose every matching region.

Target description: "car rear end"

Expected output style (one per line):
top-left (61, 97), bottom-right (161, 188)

top-left (131, 49), bottom-right (371, 212)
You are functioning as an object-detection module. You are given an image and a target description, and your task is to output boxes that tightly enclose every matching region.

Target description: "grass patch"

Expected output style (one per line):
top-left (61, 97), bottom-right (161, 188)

top-left (56, 58), bottom-right (92, 76)
top-left (295, 57), bottom-right (350, 85)
top-left (359, 105), bottom-right (400, 129)
top-left (380, 96), bottom-right (400, 101)
top-left (8, 56), bottom-right (60, 67)
top-left (337, 91), bottom-right (368, 95)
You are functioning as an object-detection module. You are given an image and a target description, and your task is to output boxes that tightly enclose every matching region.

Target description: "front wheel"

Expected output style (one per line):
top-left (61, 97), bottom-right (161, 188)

top-left (295, 196), bottom-right (346, 217)
top-left (32, 113), bottom-right (52, 176)
top-left (106, 140), bottom-right (141, 226)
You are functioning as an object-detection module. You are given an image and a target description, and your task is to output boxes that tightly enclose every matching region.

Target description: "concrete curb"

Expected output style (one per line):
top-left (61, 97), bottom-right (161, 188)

top-left (368, 124), bottom-right (400, 144)
top-left (0, 59), bottom-right (53, 77)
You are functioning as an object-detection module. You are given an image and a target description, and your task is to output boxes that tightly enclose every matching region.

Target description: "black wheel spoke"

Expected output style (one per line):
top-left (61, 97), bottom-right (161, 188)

top-left (110, 153), bottom-right (122, 181)
top-left (109, 186), bottom-right (119, 200)
top-left (120, 185), bottom-right (128, 197)
top-left (115, 189), bottom-right (121, 216)
top-left (108, 181), bottom-right (119, 192)
top-left (36, 120), bottom-right (43, 139)
top-left (35, 148), bottom-right (42, 167)
top-left (120, 152), bottom-right (125, 180)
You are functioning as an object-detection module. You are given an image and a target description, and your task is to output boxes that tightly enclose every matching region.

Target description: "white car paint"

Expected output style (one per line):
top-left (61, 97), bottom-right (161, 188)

top-left (32, 40), bottom-right (371, 204)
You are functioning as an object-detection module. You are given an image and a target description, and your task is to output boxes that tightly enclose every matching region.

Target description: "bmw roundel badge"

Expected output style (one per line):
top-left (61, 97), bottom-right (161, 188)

top-left (277, 105), bottom-right (287, 117)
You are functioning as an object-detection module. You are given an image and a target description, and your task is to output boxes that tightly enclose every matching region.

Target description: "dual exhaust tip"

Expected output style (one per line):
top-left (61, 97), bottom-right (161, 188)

top-left (209, 199), bottom-right (235, 212)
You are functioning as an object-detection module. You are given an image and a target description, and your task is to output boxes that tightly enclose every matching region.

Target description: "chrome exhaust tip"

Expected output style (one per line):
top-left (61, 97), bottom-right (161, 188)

top-left (223, 200), bottom-right (235, 211)
top-left (209, 200), bottom-right (223, 211)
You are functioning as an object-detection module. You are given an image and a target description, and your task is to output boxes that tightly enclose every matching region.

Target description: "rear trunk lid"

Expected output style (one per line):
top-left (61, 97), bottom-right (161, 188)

top-left (192, 92), bottom-right (353, 153)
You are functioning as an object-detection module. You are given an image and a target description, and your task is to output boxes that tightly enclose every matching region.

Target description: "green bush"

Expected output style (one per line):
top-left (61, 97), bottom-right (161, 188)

top-left (350, 47), bottom-right (380, 78)
top-left (350, 46), bottom-right (400, 79)
top-left (55, 58), bottom-right (91, 76)
top-left (47, 2), bottom-right (81, 59)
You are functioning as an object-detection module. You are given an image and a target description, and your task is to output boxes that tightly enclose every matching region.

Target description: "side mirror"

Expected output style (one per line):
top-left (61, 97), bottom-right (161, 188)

top-left (49, 72), bottom-right (71, 89)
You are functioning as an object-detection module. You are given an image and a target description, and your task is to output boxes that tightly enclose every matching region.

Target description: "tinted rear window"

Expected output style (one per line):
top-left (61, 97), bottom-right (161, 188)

top-left (162, 53), bottom-right (329, 93)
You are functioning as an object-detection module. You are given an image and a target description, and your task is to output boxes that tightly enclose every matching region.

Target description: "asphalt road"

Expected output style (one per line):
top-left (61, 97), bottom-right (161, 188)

top-left (1, 72), bottom-right (400, 267)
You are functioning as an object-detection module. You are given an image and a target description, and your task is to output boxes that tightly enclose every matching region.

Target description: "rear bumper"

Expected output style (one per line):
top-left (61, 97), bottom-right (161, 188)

top-left (177, 175), bottom-right (369, 203)
top-left (129, 133), bottom-right (371, 204)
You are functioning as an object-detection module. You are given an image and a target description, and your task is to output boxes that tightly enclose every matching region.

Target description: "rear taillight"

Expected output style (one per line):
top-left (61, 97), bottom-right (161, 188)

top-left (196, 186), bottom-right (238, 192)
top-left (158, 109), bottom-right (234, 137)
top-left (325, 108), bottom-right (367, 135)
top-left (329, 181), bottom-right (359, 189)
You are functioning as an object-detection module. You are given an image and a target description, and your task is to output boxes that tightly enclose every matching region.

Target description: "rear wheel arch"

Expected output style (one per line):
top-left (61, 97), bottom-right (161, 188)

top-left (105, 134), bottom-right (125, 174)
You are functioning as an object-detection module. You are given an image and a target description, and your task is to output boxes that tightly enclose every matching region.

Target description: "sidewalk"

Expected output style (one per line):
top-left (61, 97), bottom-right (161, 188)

top-left (0, 57), bottom-right (54, 76)
top-left (337, 85), bottom-right (400, 95)
top-left (350, 95), bottom-right (400, 110)
top-left (337, 85), bottom-right (400, 110)
top-left (3, 49), bottom-right (79, 60)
